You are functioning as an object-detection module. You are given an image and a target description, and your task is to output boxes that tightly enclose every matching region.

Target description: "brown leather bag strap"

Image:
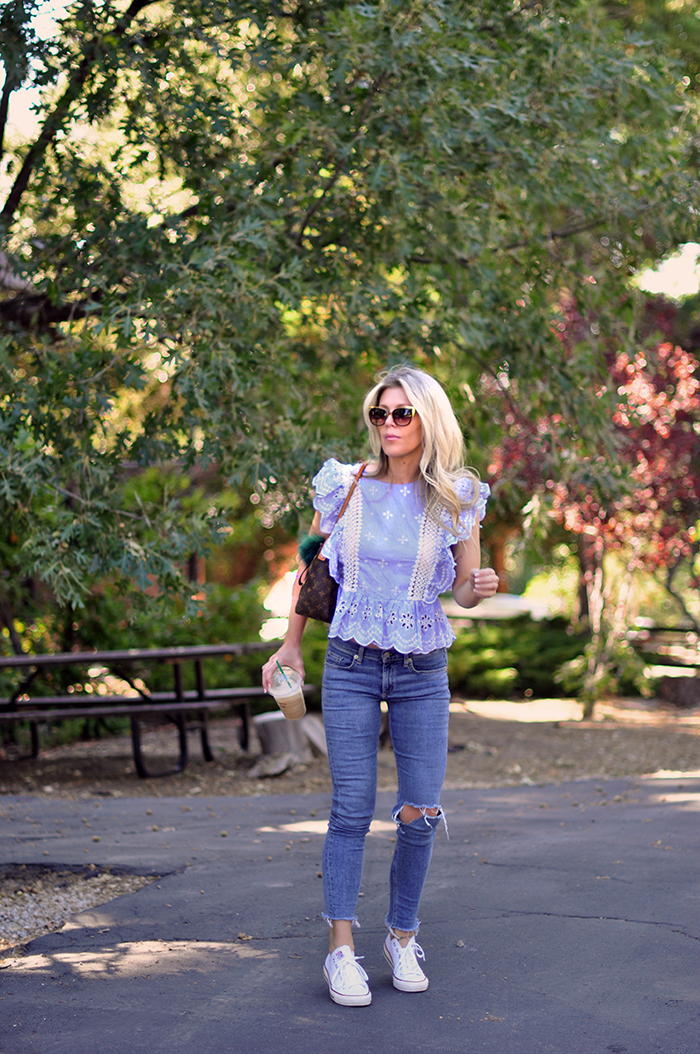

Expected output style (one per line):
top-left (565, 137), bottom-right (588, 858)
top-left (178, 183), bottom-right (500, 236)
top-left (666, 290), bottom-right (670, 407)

top-left (334, 461), bottom-right (367, 525)
top-left (311, 462), bottom-right (367, 568)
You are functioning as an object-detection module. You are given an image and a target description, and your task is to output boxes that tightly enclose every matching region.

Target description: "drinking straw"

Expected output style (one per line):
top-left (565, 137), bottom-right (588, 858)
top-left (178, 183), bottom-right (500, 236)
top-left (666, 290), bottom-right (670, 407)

top-left (275, 660), bottom-right (292, 688)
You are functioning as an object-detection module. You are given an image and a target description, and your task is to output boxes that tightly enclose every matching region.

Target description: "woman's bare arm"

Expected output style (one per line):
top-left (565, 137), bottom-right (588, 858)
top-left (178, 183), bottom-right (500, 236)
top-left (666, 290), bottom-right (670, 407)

top-left (450, 519), bottom-right (499, 609)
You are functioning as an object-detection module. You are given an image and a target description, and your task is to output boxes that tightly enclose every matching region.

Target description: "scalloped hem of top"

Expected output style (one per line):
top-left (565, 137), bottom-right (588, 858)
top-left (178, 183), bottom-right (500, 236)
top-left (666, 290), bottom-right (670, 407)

top-left (329, 624), bottom-right (456, 654)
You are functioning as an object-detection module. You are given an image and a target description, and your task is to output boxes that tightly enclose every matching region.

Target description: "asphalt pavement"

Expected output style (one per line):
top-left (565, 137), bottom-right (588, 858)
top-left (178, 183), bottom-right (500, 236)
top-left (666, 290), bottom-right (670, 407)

top-left (1, 776), bottom-right (699, 1054)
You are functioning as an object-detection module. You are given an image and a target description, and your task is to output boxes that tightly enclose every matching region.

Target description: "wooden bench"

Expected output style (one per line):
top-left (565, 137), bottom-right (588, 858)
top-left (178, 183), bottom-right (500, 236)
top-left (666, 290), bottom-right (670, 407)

top-left (0, 642), bottom-right (306, 778)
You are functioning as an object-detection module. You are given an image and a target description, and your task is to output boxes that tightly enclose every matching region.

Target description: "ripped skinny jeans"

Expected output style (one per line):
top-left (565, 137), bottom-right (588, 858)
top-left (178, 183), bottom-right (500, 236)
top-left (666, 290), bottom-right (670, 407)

top-left (321, 637), bottom-right (450, 933)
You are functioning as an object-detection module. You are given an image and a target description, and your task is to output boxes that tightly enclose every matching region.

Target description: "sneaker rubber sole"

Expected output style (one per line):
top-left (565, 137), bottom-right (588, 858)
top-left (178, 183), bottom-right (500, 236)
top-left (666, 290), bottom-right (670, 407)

top-left (382, 942), bottom-right (429, 992)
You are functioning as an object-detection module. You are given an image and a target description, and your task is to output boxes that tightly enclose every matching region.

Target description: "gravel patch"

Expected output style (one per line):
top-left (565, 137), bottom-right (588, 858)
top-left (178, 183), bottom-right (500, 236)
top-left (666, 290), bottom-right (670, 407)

top-left (0, 865), bottom-right (157, 954)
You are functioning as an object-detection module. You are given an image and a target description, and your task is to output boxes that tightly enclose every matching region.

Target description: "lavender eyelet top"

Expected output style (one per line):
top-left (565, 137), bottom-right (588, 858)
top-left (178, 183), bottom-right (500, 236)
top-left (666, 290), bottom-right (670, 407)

top-left (312, 459), bottom-right (490, 654)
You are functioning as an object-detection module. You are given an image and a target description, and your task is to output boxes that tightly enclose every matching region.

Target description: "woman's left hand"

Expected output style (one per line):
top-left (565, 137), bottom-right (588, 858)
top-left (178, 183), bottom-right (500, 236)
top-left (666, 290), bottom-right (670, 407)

top-left (468, 567), bottom-right (499, 599)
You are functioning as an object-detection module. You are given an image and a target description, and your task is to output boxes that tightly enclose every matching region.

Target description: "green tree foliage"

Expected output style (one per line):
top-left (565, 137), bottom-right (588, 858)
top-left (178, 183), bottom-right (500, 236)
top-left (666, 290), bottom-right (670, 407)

top-left (1, 0), bottom-right (698, 609)
top-left (602, 0), bottom-right (700, 92)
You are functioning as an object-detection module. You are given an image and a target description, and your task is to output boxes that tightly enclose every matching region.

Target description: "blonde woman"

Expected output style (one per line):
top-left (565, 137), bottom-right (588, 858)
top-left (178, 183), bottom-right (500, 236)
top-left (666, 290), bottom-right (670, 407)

top-left (262, 366), bottom-right (499, 1006)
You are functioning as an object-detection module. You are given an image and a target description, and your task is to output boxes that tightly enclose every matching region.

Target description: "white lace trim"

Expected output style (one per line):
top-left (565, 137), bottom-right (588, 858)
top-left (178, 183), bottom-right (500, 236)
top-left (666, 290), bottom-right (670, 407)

top-left (407, 512), bottom-right (442, 602)
top-left (320, 462), bottom-right (363, 592)
top-left (340, 483), bottom-right (363, 593)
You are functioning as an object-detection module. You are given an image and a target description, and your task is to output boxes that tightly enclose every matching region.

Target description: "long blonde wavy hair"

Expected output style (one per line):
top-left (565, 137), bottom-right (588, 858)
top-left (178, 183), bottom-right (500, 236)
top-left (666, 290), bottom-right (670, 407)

top-left (362, 366), bottom-right (480, 537)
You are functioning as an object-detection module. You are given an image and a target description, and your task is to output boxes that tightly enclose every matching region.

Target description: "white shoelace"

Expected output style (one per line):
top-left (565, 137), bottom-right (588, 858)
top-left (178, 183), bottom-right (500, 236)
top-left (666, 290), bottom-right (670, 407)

top-left (330, 951), bottom-right (369, 987)
top-left (394, 939), bottom-right (425, 975)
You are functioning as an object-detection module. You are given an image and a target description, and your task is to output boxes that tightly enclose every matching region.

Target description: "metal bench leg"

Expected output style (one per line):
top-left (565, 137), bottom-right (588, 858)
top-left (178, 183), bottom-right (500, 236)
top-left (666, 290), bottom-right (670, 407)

top-left (170, 663), bottom-right (189, 772)
top-left (194, 659), bottom-right (214, 763)
top-left (174, 712), bottom-right (188, 771)
top-left (238, 701), bottom-right (250, 752)
top-left (130, 712), bottom-right (189, 779)
top-left (199, 709), bottom-right (214, 763)
top-left (130, 715), bottom-right (148, 779)
top-left (3, 720), bottom-right (41, 761)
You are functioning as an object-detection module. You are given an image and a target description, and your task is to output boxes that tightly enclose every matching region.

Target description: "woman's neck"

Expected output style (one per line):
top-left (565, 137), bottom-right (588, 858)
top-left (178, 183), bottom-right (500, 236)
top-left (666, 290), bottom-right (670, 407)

top-left (377, 453), bottom-right (422, 485)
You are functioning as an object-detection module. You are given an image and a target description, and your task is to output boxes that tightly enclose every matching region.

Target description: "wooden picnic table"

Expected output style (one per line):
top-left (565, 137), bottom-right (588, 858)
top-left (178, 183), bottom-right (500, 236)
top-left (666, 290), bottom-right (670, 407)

top-left (0, 642), bottom-right (297, 778)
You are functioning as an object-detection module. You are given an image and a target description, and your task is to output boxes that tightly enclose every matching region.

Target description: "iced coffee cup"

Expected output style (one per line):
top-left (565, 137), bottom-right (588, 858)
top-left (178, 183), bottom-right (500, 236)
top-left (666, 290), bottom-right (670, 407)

top-left (269, 665), bottom-right (306, 720)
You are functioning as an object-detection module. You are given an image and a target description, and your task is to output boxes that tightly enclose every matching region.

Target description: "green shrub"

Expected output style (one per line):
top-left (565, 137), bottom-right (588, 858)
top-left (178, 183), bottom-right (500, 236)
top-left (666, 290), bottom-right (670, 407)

top-left (448, 616), bottom-right (589, 699)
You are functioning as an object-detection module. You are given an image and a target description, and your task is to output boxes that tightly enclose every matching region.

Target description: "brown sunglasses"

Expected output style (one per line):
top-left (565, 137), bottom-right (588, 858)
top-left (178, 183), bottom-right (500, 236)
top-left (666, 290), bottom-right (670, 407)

top-left (367, 405), bottom-right (418, 427)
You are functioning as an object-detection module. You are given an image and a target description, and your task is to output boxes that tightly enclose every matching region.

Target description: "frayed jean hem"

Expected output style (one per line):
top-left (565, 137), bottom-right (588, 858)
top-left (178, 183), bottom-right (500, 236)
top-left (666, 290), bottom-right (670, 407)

top-left (384, 914), bottom-right (422, 936)
top-left (322, 913), bottom-right (360, 928)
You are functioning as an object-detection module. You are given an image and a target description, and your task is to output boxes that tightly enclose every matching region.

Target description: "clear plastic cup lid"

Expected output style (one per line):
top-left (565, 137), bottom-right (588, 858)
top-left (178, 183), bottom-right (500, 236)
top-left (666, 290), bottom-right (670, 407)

top-left (271, 665), bottom-right (302, 694)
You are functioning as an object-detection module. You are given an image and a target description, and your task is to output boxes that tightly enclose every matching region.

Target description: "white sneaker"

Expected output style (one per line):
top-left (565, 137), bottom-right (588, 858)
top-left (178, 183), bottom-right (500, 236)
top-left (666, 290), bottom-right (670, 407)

top-left (383, 932), bottom-right (429, 992)
top-left (323, 945), bottom-right (372, 1006)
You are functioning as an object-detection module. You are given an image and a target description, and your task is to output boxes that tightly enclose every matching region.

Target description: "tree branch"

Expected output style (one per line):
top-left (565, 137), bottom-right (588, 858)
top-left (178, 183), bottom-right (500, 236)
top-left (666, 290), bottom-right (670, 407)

top-left (0, 290), bottom-right (98, 337)
top-left (0, 71), bottom-right (15, 168)
top-left (294, 71), bottom-right (391, 247)
top-left (0, 596), bottom-right (24, 656)
top-left (405, 207), bottom-right (653, 269)
top-left (502, 216), bottom-right (611, 253)
top-left (0, 0), bottom-right (158, 227)
top-left (294, 166), bottom-right (344, 247)
top-left (76, 349), bottom-right (130, 385)
top-left (453, 337), bottom-right (533, 433)
top-left (52, 485), bottom-right (151, 526)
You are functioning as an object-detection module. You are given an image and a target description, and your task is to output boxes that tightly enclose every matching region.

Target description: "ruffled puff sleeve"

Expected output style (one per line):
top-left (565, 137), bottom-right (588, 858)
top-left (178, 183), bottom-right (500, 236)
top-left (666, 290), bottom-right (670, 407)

top-left (311, 458), bottom-right (358, 535)
top-left (453, 477), bottom-right (491, 538)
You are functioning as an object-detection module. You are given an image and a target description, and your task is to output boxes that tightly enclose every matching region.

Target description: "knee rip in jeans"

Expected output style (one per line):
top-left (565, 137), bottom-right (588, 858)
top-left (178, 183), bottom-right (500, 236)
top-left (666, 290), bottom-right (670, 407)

top-left (393, 803), bottom-right (449, 839)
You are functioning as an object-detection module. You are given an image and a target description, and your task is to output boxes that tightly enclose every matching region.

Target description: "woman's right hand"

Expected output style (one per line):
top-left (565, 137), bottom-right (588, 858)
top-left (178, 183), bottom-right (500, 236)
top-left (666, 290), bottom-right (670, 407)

top-left (262, 643), bottom-right (305, 693)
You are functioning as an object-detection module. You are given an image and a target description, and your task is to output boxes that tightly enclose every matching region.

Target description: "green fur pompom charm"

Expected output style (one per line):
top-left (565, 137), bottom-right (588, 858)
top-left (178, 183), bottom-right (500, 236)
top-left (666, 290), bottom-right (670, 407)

top-left (298, 533), bottom-right (326, 566)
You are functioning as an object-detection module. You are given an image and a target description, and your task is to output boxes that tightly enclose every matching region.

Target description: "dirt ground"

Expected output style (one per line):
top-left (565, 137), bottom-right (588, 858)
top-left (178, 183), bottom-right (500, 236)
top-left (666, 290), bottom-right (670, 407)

top-left (2, 696), bottom-right (700, 800)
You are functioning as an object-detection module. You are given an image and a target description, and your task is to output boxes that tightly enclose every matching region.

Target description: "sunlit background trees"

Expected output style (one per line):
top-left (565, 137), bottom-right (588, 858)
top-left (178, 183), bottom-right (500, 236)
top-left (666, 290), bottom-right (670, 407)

top-left (1, 0), bottom-right (699, 708)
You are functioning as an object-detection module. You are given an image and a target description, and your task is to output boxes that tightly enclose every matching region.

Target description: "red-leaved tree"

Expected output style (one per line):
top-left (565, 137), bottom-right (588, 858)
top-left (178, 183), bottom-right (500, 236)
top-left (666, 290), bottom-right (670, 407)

top-left (488, 302), bottom-right (700, 715)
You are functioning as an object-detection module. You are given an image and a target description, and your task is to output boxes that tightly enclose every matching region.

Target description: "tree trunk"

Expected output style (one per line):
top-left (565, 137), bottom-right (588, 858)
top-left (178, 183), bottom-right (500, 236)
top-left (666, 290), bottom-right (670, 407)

top-left (0, 596), bottom-right (23, 656)
top-left (581, 537), bottom-right (605, 719)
